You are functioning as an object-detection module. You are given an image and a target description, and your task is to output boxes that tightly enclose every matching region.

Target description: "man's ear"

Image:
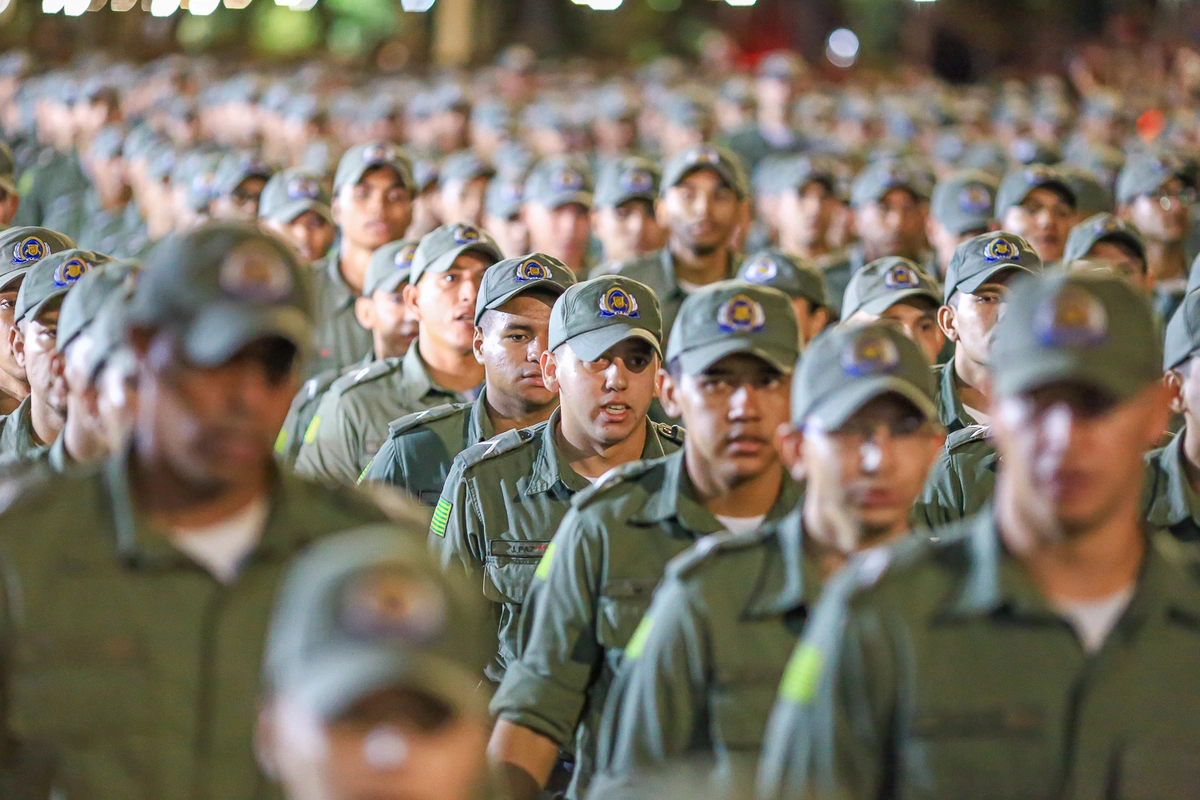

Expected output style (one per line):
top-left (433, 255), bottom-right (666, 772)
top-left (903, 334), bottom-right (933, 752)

top-left (659, 368), bottom-right (681, 417)
top-left (330, 195), bottom-right (343, 229)
top-left (937, 303), bottom-right (959, 342)
top-left (775, 422), bottom-right (806, 481)
top-left (354, 296), bottom-right (376, 331)
top-left (49, 349), bottom-right (65, 382)
top-left (540, 348), bottom-right (560, 394)
top-left (655, 196), bottom-right (670, 228)
top-left (1165, 369), bottom-right (1186, 415)
top-left (401, 282), bottom-right (423, 323)
top-left (472, 325), bottom-right (485, 365)
top-left (9, 323), bottom-right (24, 370)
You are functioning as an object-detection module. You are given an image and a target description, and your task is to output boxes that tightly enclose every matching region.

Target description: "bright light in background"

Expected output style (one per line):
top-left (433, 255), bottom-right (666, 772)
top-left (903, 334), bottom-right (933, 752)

top-left (0, 0), bottom-right (13, 12)
top-left (150, 0), bottom-right (178, 16)
top-left (64, 0), bottom-right (89, 15)
top-left (588, 0), bottom-right (621, 8)
top-left (725, 0), bottom-right (757, 6)
top-left (42, 0), bottom-right (64, 13)
top-left (826, 28), bottom-right (859, 68)
top-left (189, 0), bottom-right (219, 14)
top-left (399, 0), bottom-right (435, 9)
top-left (291, 0), bottom-right (316, 9)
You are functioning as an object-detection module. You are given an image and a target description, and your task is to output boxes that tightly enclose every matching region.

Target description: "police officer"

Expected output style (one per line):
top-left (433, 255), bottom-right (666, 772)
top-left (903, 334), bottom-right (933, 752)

top-left (617, 145), bottom-right (749, 346)
top-left (995, 164), bottom-right (1078, 265)
top-left (430, 276), bottom-right (682, 685)
top-left (490, 282), bottom-right (802, 800)
top-left (1115, 152), bottom-right (1192, 318)
top-left (295, 224), bottom-right (499, 484)
top-left (935, 232), bottom-right (1039, 432)
top-left (208, 150), bottom-right (274, 223)
top-left (257, 167), bottom-right (336, 266)
top-left (773, 157), bottom-right (847, 295)
top-left (599, 322), bottom-right (943, 797)
top-left (841, 256), bottom-right (944, 365)
top-left (0, 223), bottom-right (388, 800)
top-left (438, 150), bottom-right (495, 229)
top-left (484, 175), bottom-right (530, 259)
top-left (0, 140), bottom-right (20, 228)
top-left (74, 127), bottom-right (148, 259)
top-left (737, 249), bottom-right (831, 346)
top-left (591, 157), bottom-right (666, 271)
top-left (361, 253), bottom-right (576, 504)
top-left (257, 525), bottom-right (496, 800)
top-left (926, 170), bottom-right (998, 279)
top-left (721, 52), bottom-right (806, 173)
top-left (844, 159), bottom-right (934, 300)
top-left (759, 272), bottom-right (1191, 800)
top-left (1062, 212), bottom-right (1150, 290)
top-left (520, 156), bottom-right (595, 277)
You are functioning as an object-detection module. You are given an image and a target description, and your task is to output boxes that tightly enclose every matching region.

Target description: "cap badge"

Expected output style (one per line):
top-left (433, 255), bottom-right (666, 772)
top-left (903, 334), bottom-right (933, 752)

top-left (841, 331), bottom-right (901, 377)
top-left (551, 169), bottom-right (584, 192)
top-left (339, 565), bottom-right (446, 642)
top-left (395, 243), bottom-right (417, 270)
top-left (1025, 164), bottom-right (1053, 183)
top-left (958, 184), bottom-right (993, 214)
top-left (620, 169), bottom-right (655, 194)
top-left (598, 286), bottom-right (640, 318)
top-left (286, 176), bottom-right (321, 201)
top-left (500, 183), bottom-right (523, 204)
top-left (219, 242), bottom-right (294, 302)
top-left (687, 147), bottom-right (721, 166)
top-left (1035, 284), bottom-right (1108, 348)
top-left (453, 224), bottom-right (482, 246)
top-left (53, 257), bottom-right (90, 288)
top-left (717, 294), bottom-right (766, 333)
top-left (743, 255), bottom-right (778, 284)
top-left (363, 143), bottom-right (398, 164)
top-left (515, 258), bottom-right (549, 282)
top-left (983, 237), bottom-right (1021, 263)
top-left (884, 264), bottom-right (920, 290)
top-left (192, 171), bottom-right (216, 195)
top-left (12, 236), bottom-right (47, 266)
top-left (1093, 215), bottom-right (1124, 236)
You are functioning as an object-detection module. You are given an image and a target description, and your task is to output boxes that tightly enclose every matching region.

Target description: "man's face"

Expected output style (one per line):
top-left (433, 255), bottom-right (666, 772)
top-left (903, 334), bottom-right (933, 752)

top-left (939, 273), bottom-right (1017, 374)
top-left (213, 176), bottom-right (268, 222)
top-left (266, 211), bottom-right (338, 265)
top-left (355, 287), bottom-right (419, 360)
top-left (927, 219), bottom-right (982, 278)
top-left (474, 293), bottom-right (556, 412)
top-left (662, 354), bottom-right (790, 488)
top-left (0, 188), bottom-right (19, 227)
top-left (855, 188), bottom-right (929, 261)
top-left (14, 308), bottom-right (65, 419)
top-left (136, 335), bottom-right (299, 487)
top-left (57, 335), bottom-right (106, 449)
top-left (544, 338), bottom-right (659, 449)
top-left (757, 76), bottom-right (794, 115)
top-left (403, 254), bottom-right (490, 355)
top-left (522, 202), bottom-right (590, 270)
top-left (1001, 187), bottom-right (1075, 263)
top-left (848, 299), bottom-right (944, 365)
top-left (484, 214), bottom-right (530, 259)
top-left (333, 167), bottom-right (415, 250)
top-left (440, 177), bottom-right (490, 228)
top-left (592, 199), bottom-right (665, 263)
top-left (1080, 241), bottom-right (1150, 290)
top-left (97, 355), bottom-right (138, 451)
top-left (1126, 178), bottom-right (1191, 244)
top-left (779, 182), bottom-right (836, 249)
top-left (660, 169), bottom-right (742, 256)
top-left (792, 298), bottom-right (829, 348)
top-left (0, 279), bottom-right (26, 384)
top-left (990, 382), bottom-right (1168, 537)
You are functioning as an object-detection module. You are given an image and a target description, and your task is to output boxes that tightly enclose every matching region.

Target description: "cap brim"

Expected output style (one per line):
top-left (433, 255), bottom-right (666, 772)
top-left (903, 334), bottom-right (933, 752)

top-left (673, 337), bottom-right (797, 376)
top-left (566, 325), bottom-right (661, 362)
top-left (419, 242), bottom-right (504, 281)
top-left (0, 267), bottom-right (30, 292)
top-left (804, 376), bottom-right (938, 431)
top-left (182, 303), bottom-right (313, 367)
top-left (263, 199), bottom-right (331, 225)
top-left (939, 213), bottom-right (991, 237)
top-left (952, 264), bottom-right (1033, 299)
top-left (993, 351), bottom-right (1146, 403)
top-left (372, 271), bottom-right (411, 297)
top-left (0, 175), bottom-right (16, 195)
top-left (858, 289), bottom-right (941, 317)
top-left (541, 191), bottom-right (593, 210)
top-left (474, 280), bottom-right (569, 325)
top-left (17, 288), bottom-right (68, 326)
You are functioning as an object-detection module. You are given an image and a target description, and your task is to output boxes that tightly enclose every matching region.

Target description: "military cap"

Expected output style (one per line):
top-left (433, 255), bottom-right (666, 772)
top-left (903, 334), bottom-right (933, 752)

top-left (82, 289), bottom-right (134, 382)
top-left (661, 91), bottom-right (714, 130)
top-left (471, 100), bottom-right (515, 133)
top-left (0, 140), bottom-right (14, 195)
top-left (959, 142), bottom-right (1009, 179)
top-left (777, 156), bottom-right (837, 194)
top-left (850, 159), bottom-right (932, 207)
top-left (333, 142), bottom-right (414, 194)
top-left (660, 144), bottom-right (748, 200)
top-left (408, 223), bottom-right (503, 287)
top-left (548, 276), bottom-right (662, 360)
top-left (1008, 137), bottom-right (1062, 166)
top-left (943, 232), bottom-right (1039, 303)
top-left (841, 257), bottom-right (940, 319)
top-left (758, 51), bottom-right (803, 81)
top-left (1164, 290), bottom-right (1200, 370)
top-left (930, 170), bottom-right (997, 236)
top-left (474, 252), bottom-right (576, 325)
top-left (15, 249), bottom-right (110, 326)
top-left (522, 156), bottom-right (594, 209)
top-left (931, 132), bottom-right (966, 166)
top-left (594, 157), bottom-right (660, 209)
top-left (128, 223), bottom-right (314, 366)
top-left (995, 164), bottom-right (1077, 217)
top-left (1115, 152), bottom-right (1188, 207)
top-left (737, 249), bottom-right (828, 308)
top-left (213, 151), bottom-right (273, 199)
top-left (438, 151), bottom-right (495, 187)
top-left (496, 43), bottom-right (536, 74)
top-left (258, 168), bottom-right (331, 224)
top-left (363, 240), bottom-right (419, 297)
top-left (56, 259), bottom-right (137, 352)
top-left (0, 227), bottom-right (77, 291)
top-left (594, 85), bottom-right (639, 121)
top-left (1062, 213), bottom-right (1145, 268)
top-left (1061, 167), bottom-right (1114, 217)
top-left (413, 159), bottom-right (440, 194)
top-left (485, 177), bottom-right (524, 220)
top-left (185, 153), bottom-right (223, 214)
top-left (991, 272), bottom-right (1161, 401)
top-left (790, 322), bottom-right (936, 429)
top-left (147, 143), bottom-right (178, 183)
top-left (665, 281), bottom-right (799, 375)
top-left (263, 525), bottom-right (489, 720)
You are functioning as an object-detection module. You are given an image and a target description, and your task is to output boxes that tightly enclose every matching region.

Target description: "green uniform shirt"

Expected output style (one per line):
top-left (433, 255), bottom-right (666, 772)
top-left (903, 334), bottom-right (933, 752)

top-left (0, 451), bottom-right (387, 800)
top-left (275, 355), bottom-right (373, 470)
top-left (1141, 434), bottom-right (1200, 542)
top-left (911, 424), bottom-right (996, 530)
top-left (587, 501), bottom-right (814, 799)
top-left (819, 249), bottom-right (856, 318)
top-left (615, 248), bottom-right (740, 350)
top-left (429, 408), bottom-right (684, 684)
top-left (358, 391), bottom-right (495, 504)
top-left (309, 251), bottom-right (373, 377)
top-left (293, 345), bottom-right (470, 485)
top-left (758, 512), bottom-right (1200, 800)
top-left (12, 149), bottom-right (88, 229)
top-left (0, 396), bottom-right (47, 468)
top-left (931, 362), bottom-right (977, 434)
top-left (76, 192), bottom-right (149, 259)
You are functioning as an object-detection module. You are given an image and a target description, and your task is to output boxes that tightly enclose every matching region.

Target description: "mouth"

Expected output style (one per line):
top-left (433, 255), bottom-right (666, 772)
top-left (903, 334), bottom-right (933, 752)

top-left (598, 402), bottom-right (632, 423)
top-left (725, 435), bottom-right (768, 456)
top-left (520, 371), bottom-right (545, 388)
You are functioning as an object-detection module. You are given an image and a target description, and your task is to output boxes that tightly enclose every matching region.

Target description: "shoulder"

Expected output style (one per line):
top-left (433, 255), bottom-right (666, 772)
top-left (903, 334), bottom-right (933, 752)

top-left (666, 528), bottom-right (770, 581)
top-left (455, 425), bottom-right (539, 474)
top-left (294, 366), bottom-right (347, 407)
top-left (280, 472), bottom-right (390, 525)
top-left (387, 402), bottom-right (471, 439)
top-left (570, 455), bottom-right (672, 511)
top-left (325, 359), bottom-right (405, 402)
top-left (844, 523), bottom-right (975, 611)
top-left (945, 424), bottom-right (991, 453)
top-left (614, 251), bottom-right (662, 279)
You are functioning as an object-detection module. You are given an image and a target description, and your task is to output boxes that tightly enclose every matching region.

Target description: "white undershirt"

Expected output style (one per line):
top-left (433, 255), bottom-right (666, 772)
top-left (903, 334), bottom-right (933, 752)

top-left (962, 404), bottom-right (991, 425)
top-left (168, 495), bottom-right (270, 583)
top-left (715, 514), bottom-right (767, 536)
top-left (1054, 585), bottom-right (1135, 653)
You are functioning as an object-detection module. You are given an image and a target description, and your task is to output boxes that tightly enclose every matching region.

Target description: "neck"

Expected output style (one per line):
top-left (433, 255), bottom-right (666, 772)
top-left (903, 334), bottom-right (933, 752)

top-left (687, 447), bottom-right (784, 519)
top-left (1145, 240), bottom-right (1187, 282)
top-left (338, 241), bottom-right (374, 295)
top-left (130, 441), bottom-right (272, 530)
top-left (1181, 422), bottom-right (1200, 495)
top-left (556, 411), bottom-right (648, 480)
top-left (953, 352), bottom-right (990, 411)
top-left (415, 339), bottom-right (484, 394)
top-left (485, 390), bottom-right (556, 436)
top-left (28, 394), bottom-right (63, 447)
top-left (668, 238), bottom-right (731, 286)
top-left (783, 237), bottom-right (830, 261)
top-left (0, 370), bottom-right (29, 405)
top-left (995, 474), bottom-right (1144, 602)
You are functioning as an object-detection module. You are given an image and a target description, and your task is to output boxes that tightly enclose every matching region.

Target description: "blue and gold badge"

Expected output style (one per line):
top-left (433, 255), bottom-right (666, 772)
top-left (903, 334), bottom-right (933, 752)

top-left (395, 243), bottom-right (417, 270)
top-left (53, 257), bottom-right (90, 288)
top-left (11, 236), bottom-right (47, 266)
top-left (339, 566), bottom-right (446, 641)
top-left (983, 236), bottom-right (1021, 263)
top-left (717, 294), bottom-right (766, 333)
top-left (363, 143), bottom-right (398, 164)
top-left (219, 242), bottom-right (294, 302)
top-left (841, 331), bottom-right (901, 377)
top-left (687, 147), bottom-right (721, 166)
top-left (620, 169), bottom-right (655, 194)
top-left (598, 285), bottom-right (640, 318)
top-left (1093, 216), bottom-right (1124, 236)
top-left (958, 184), bottom-right (993, 214)
top-left (884, 264), bottom-right (920, 290)
top-left (286, 176), bottom-right (320, 201)
top-left (515, 257), bottom-right (549, 282)
top-left (552, 169), bottom-right (584, 192)
top-left (743, 255), bottom-right (778, 284)
top-left (453, 224), bottom-right (482, 245)
top-left (1034, 284), bottom-right (1108, 348)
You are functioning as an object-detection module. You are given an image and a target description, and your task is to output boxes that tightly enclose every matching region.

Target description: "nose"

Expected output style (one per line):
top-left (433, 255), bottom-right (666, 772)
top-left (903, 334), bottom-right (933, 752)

top-left (604, 359), bottom-right (630, 391)
top-left (1041, 402), bottom-right (1076, 456)
top-left (728, 383), bottom-right (763, 420)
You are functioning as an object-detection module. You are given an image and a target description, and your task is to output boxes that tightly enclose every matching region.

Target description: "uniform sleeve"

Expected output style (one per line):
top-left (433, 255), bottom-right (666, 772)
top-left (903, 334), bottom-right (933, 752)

top-left (358, 434), bottom-right (401, 487)
top-left (293, 392), bottom-right (362, 486)
top-left (490, 508), bottom-right (606, 745)
top-left (911, 448), bottom-right (965, 530)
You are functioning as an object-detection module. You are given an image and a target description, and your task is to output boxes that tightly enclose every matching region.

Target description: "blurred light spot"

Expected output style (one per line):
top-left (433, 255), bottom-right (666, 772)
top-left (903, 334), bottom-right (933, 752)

top-left (64, 0), bottom-right (89, 15)
top-left (150, 0), bottom-right (179, 16)
top-left (43, 0), bottom-right (65, 13)
top-left (725, 0), bottom-right (757, 6)
top-left (399, 0), bottom-right (434, 9)
top-left (189, 0), bottom-right (218, 14)
top-left (589, 0), bottom-right (621, 8)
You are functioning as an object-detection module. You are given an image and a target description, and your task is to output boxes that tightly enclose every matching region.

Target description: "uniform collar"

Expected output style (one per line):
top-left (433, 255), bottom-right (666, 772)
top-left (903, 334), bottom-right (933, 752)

top-left (322, 247), bottom-right (357, 311)
top-left (937, 362), bottom-right (975, 431)
top-left (1147, 434), bottom-right (1200, 530)
top-left (1, 396), bottom-right (44, 461)
top-left (743, 505), bottom-right (819, 618)
top-left (467, 390), bottom-right (495, 445)
top-left (46, 433), bottom-right (71, 474)
top-left (630, 449), bottom-right (724, 533)
top-left (660, 247), bottom-right (739, 296)
top-left (525, 408), bottom-right (591, 497)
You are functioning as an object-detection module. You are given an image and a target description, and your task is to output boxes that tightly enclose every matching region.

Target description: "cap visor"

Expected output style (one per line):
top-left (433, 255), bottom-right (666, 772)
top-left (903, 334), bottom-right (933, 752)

top-left (544, 191), bottom-right (593, 210)
top-left (0, 175), bottom-right (16, 195)
top-left (805, 376), bottom-right (938, 431)
top-left (953, 264), bottom-right (1033, 299)
top-left (424, 242), bottom-right (505, 279)
top-left (567, 325), bottom-right (661, 362)
top-left (0, 266), bottom-right (30, 292)
top-left (673, 338), bottom-right (797, 376)
top-left (182, 303), bottom-right (313, 367)
top-left (265, 199), bottom-right (331, 225)
top-left (994, 352), bottom-right (1146, 403)
top-left (373, 271), bottom-right (411, 297)
top-left (18, 289), bottom-right (68, 326)
top-left (475, 281), bottom-right (569, 324)
top-left (858, 289), bottom-right (941, 317)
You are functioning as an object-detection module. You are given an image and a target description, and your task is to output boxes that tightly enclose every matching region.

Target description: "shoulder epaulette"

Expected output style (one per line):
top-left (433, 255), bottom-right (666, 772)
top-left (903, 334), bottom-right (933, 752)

top-left (457, 426), bottom-right (535, 470)
top-left (946, 424), bottom-right (990, 450)
top-left (334, 358), bottom-right (403, 394)
top-left (653, 421), bottom-right (686, 445)
top-left (387, 402), bottom-right (470, 438)
top-left (667, 530), bottom-right (763, 579)
top-left (570, 458), bottom-right (663, 509)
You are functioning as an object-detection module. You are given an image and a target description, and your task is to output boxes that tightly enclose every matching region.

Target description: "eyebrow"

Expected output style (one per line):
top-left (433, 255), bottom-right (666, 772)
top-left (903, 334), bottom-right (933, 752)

top-left (499, 323), bottom-right (535, 334)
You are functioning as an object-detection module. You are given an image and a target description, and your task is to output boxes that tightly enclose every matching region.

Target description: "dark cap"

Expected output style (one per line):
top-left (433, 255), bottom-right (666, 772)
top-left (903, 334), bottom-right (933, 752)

top-left (930, 171), bottom-right (997, 236)
top-left (548, 276), bottom-right (662, 361)
top-left (522, 156), bottom-right (594, 209)
top-left (1115, 152), bottom-right (1188, 207)
top-left (16, 249), bottom-right (111, 326)
top-left (474, 252), bottom-right (577, 325)
top-left (0, 140), bottom-right (15, 195)
top-left (665, 281), bottom-right (799, 375)
top-left (213, 151), bottom-right (273, 199)
top-left (943, 232), bottom-right (1040, 303)
top-left (850, 159), bottom-right (933, 208)
top-left (258, 168), bottom-right (332, 225)
top-left (737, 249), bottom-right (827, 308)
top-left (333, 142), bottom-right (414, 194)
top-left (841, 257), bottom-right (940, 319)
top-left (594, 157), bottom-right (660, 209)
top-left (0, 226), bottom-right (76, 291)
top-left (128, 223), bottom-right (314, 367)
top-left (995, 165), bottom-right (1077, 217)
top-left (56, 259), bottom-right (137, 352)
top-left (363, 240), bottom-right (418, 297)
top-left (790, 322), bottom-right (937, 429)
top-left (485, 177), bottom-right (524, 220)
top-left (1062, 213), bottom-right (1146, 268)
top-left (660, 145), bottom-right (748, 200)
top-left (409, 223), bottom-right (503, 287)
top-left (438, 151), bottom-right (496, 187)
top-left (1164, 289), bottom-right (1200, 371)
top-left (990, 271), bottom-right (1161, 401)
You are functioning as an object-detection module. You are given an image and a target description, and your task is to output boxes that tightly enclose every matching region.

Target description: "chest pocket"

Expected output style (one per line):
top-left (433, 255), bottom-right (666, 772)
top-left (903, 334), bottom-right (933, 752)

top-left (596, 580), bottom-right (657, 650)
top-left (482, 540), bottom-right (550, 605)
top-left (1116, 742), bottom-right (1200, 800)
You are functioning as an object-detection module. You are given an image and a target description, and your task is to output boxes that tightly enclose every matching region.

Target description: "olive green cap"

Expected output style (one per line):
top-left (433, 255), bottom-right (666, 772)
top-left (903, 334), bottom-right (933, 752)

top-left (1164, 289), bottom-right (1200, 370)
top-left (333, 142), bottom-right (414, 194)
top-left (548, 276), bottom-right (662, 361)
top-left (485, 177), bottom-right (524, 220)
top-left (660, 145), bottom-right (749, 200)
top-left (81, 288), bottom-right (135, 383)
top-left (930, 170), bottom-right (997, 236)
top-left (258, 168), bottom-right (331, 224)
top-left (841, 257), bottom-right (940, 319)
top-left (991, 271), bottom-right (1161, 401)
top-left (0, 226), bottom-right (77, 290)
top-left (409, 223), bottom-right (503, 287)
top-left (213, 151), bottom-right (273, 199)
top-left (791, 322), bottom-right (936, 429)
top-left (850, 159), bottom-right (932, 208)
top-left (737, 249), bottom-right (828, 308)
top-left (16, 249), bottom-right (110, 326)
top-left (438, 150), bottom-right (495, 186)
top-left (128, 223), bottom-right (315, 367)
top-left (594, 157), bottom-right (660, 209)
top-left (363, 240), bottom-right (418, 297)
top-left (0, 140), bottom-right (15, 195)
top-left (1062, 213), bottom-right (1146, 268)
top-left (995, 164), bottom-right (1076, 217)
top-left (522, 156), bottom-right (594, 209)
top-left (57, 259), bottom-right (138, 352)
top-left (665, 281), bottom-right (799, 375)
top-left (1115, 151), bottom-right (1186, 207)
top-left (263, 525), bottom-right (489, 720)
top-left (474, 252), bottom-right (577, 325)
top-left (943, 232), bottom-right (1039, 303)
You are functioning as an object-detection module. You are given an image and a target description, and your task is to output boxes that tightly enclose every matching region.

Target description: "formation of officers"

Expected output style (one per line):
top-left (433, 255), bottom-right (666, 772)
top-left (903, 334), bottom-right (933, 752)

top-left (2, 40), bottom-right (1200, 800)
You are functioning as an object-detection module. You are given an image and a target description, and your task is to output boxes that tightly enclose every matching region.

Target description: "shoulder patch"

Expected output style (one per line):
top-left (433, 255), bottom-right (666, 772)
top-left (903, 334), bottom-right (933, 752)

top-left (341, 358), bottom-right (404, 391)
top-left (387, 402), bottom-right (470, 438)
top-left (667, 530), bottom-right (763, 579)
top-left (570, 458), bottom-right (664, 509)
top-left (946, 424), bottom-right (990, 450)
top-left (456, 426), bottom-right (535, 471)
top-left (430, 497), bottom-right (452, 537)
top-left (653, 422), bottom-right (686, 445)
